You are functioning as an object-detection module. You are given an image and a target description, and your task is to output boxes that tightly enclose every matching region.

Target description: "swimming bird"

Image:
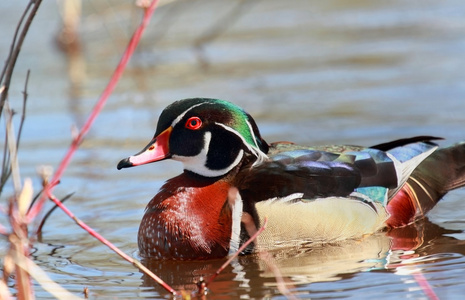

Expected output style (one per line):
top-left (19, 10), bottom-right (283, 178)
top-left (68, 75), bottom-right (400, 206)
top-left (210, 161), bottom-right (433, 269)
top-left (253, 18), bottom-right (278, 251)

top-left (117, 98), bottom-right (465, 260)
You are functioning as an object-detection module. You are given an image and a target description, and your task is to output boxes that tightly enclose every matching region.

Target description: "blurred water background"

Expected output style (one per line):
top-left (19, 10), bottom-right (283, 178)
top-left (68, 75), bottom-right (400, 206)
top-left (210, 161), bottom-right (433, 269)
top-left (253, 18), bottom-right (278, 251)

top-left (1, 0), bottom-right (465, 298)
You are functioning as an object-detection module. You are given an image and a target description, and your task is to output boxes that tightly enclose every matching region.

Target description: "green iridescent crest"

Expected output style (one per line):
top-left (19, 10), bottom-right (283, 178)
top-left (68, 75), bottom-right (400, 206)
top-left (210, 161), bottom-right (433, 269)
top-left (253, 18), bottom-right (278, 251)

top-left (215, 99), bottom-right (260, 149)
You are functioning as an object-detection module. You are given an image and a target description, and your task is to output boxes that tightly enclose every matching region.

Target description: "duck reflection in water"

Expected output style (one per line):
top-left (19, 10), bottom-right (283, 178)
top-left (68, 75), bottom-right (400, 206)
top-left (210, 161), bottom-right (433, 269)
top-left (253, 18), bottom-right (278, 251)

top-left (139, 217), bottom-right (465, 298)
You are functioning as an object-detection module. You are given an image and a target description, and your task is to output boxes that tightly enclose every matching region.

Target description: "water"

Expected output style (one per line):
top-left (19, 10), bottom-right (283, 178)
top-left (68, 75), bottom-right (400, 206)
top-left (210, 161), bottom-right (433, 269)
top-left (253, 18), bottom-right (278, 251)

top-left (1, 0), bottom-right (465, 298)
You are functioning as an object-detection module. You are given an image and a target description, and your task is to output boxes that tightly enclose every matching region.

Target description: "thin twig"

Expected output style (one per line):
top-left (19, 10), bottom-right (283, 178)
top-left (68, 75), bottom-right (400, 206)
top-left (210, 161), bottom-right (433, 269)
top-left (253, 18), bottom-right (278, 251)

top-left (0, 116), bottom-right (10, 192)
top-left (17, 69), bottom-right (29, 150)
top-left (0, 0), bottom-right (42, 118)
top-left (205, 217), bottom-right (268, 288)
top-left (4, 103), bottom-right (21, 193)
top-left (27, 176), bottom-right (58, 215)
top-left (46, 191), bottom-right (177, 296)
top-left (36, 192), bottom-right (74, 236)
top-left (6, 134), bottom-right (34, 299)
top-left (0, 70), bottom-right (30, 195)
top-left (0, 2), bottom-right (33, 84)
top-left (28, 0), bottom-right (161, 221)
top-left (0, 85), bottom-right (10, 193)
top-left (22, 0), bottom-right (177, 295)
top-left (27, 187), bottom-right (45, 214)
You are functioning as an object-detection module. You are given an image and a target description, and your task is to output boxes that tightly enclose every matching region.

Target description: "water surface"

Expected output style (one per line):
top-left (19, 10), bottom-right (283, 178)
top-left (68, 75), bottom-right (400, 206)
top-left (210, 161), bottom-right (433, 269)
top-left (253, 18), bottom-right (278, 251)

top-left (1, 0), bottom-right (465, 299)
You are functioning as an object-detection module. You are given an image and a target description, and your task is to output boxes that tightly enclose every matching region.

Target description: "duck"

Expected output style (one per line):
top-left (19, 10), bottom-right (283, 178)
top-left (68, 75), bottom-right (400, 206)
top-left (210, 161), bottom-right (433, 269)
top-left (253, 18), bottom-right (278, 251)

top-left (117, 98), bottom-right (465, 260)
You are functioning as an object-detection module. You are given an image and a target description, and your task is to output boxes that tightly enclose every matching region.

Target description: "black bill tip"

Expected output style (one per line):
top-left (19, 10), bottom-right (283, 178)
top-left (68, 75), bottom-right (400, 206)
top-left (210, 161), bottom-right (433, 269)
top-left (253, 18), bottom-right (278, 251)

top-left (117, 157), bottom-right (134, 170)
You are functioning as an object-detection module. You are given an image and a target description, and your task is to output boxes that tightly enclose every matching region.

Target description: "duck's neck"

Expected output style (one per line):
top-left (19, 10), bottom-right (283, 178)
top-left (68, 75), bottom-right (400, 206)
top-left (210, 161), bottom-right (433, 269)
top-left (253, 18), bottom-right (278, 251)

top-left (138, 171), bottom-right (234, 259)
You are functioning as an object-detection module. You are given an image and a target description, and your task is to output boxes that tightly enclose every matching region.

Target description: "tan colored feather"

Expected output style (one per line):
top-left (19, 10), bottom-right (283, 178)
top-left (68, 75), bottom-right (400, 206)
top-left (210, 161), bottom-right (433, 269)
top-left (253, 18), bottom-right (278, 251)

top-left (254, 196), bottom-right (388, 250)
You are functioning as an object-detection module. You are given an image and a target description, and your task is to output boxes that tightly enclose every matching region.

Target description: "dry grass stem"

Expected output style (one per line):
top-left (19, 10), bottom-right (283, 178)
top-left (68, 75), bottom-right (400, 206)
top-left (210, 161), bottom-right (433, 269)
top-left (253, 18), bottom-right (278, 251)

top-left (17, 256), bottom-right (83, 300)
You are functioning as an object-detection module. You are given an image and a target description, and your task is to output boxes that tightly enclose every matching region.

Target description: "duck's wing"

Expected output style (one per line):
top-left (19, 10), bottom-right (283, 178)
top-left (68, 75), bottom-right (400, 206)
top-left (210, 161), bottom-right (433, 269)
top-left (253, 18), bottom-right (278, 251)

top-left (238, 139), bottom-right (439, 204)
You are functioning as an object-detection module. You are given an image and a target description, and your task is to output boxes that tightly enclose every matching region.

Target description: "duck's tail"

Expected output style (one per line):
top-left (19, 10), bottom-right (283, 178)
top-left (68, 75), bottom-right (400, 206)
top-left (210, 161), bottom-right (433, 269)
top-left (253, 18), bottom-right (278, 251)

top-left (386, 142), bottom-right (465, 227)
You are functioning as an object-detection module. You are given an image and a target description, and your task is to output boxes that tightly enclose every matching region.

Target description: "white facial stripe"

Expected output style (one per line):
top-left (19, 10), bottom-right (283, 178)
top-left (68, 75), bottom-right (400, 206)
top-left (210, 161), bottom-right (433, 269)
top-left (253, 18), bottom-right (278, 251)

top-left (171, 101), bottom-right (266, 161)
top-left (171, 101), bottom-right (259, 150)
top-left (172, 131), bottom-right (245, 177)
top-left (245, 118), bottom-right (260, 149)
top-left (171, 102), bottom-right (208, 128)
top-left (215, 122), bottom-right (268, 164)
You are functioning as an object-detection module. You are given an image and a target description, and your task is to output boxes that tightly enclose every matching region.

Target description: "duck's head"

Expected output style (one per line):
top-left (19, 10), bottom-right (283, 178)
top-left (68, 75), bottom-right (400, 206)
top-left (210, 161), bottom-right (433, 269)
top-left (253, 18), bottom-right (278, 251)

top-left (117, 98), bottom-right (269, 177)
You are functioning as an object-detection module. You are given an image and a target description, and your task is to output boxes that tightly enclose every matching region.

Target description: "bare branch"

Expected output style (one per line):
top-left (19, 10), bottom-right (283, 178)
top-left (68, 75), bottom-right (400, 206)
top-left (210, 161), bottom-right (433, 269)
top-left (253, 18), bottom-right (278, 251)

top-left (29, 0), bottom-right (162, 220)
top-left (4, 102), bottom-right (21, 193)
top-left (0, 70), bottom-right (30, 195)
top-left (0, 0), bottom-right (42, 118)
top-left (46, 190), bottom-right (177, 296)
top-left (0, 2), bottom-right (33, 84)
top-left (17, 69), bottom-right (29, 150)
top-left (36, 192), bottom-right (74, 237)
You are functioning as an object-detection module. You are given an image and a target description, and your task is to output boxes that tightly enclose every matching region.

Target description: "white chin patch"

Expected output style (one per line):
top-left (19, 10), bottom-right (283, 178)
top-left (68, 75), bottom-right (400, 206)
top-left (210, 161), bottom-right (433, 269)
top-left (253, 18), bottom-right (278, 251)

top-left (173, 131), bottom-right (244, 177)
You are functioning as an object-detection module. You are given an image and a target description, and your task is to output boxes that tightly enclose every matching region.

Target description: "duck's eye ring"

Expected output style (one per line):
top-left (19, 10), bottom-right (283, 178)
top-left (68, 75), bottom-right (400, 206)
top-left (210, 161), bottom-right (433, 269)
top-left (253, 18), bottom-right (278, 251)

top-left (185, 117), bottom-right (202, 130)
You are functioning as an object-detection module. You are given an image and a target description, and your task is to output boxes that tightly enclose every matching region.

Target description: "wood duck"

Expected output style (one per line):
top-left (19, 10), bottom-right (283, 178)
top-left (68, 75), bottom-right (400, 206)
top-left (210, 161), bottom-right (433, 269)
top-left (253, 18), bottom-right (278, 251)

top-left (117, 98), bottom-right (465, 260)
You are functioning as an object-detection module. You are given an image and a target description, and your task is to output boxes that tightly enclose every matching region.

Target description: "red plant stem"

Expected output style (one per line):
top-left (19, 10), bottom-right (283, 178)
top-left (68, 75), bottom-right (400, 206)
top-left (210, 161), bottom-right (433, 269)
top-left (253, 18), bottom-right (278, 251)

top-left (46, 191), bottom-right (177, 295)
top-left (21, 0), bottom-right (176, 295)
top-left (205, 217), bottom-right (268, 287)
top-left (0, 223), bottom-right (8, 235)
top-left (413, 272), bottom-right (439, 300)
top-left (259, 251), bottom-right (298, 299)
top-left (27, 0), bottom-right (160, 222)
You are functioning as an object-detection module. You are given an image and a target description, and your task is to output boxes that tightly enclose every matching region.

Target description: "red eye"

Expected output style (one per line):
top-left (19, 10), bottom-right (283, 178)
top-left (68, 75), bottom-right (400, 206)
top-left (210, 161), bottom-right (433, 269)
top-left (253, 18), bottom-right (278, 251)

top-left (185, 116), bottom-right (202, 130)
